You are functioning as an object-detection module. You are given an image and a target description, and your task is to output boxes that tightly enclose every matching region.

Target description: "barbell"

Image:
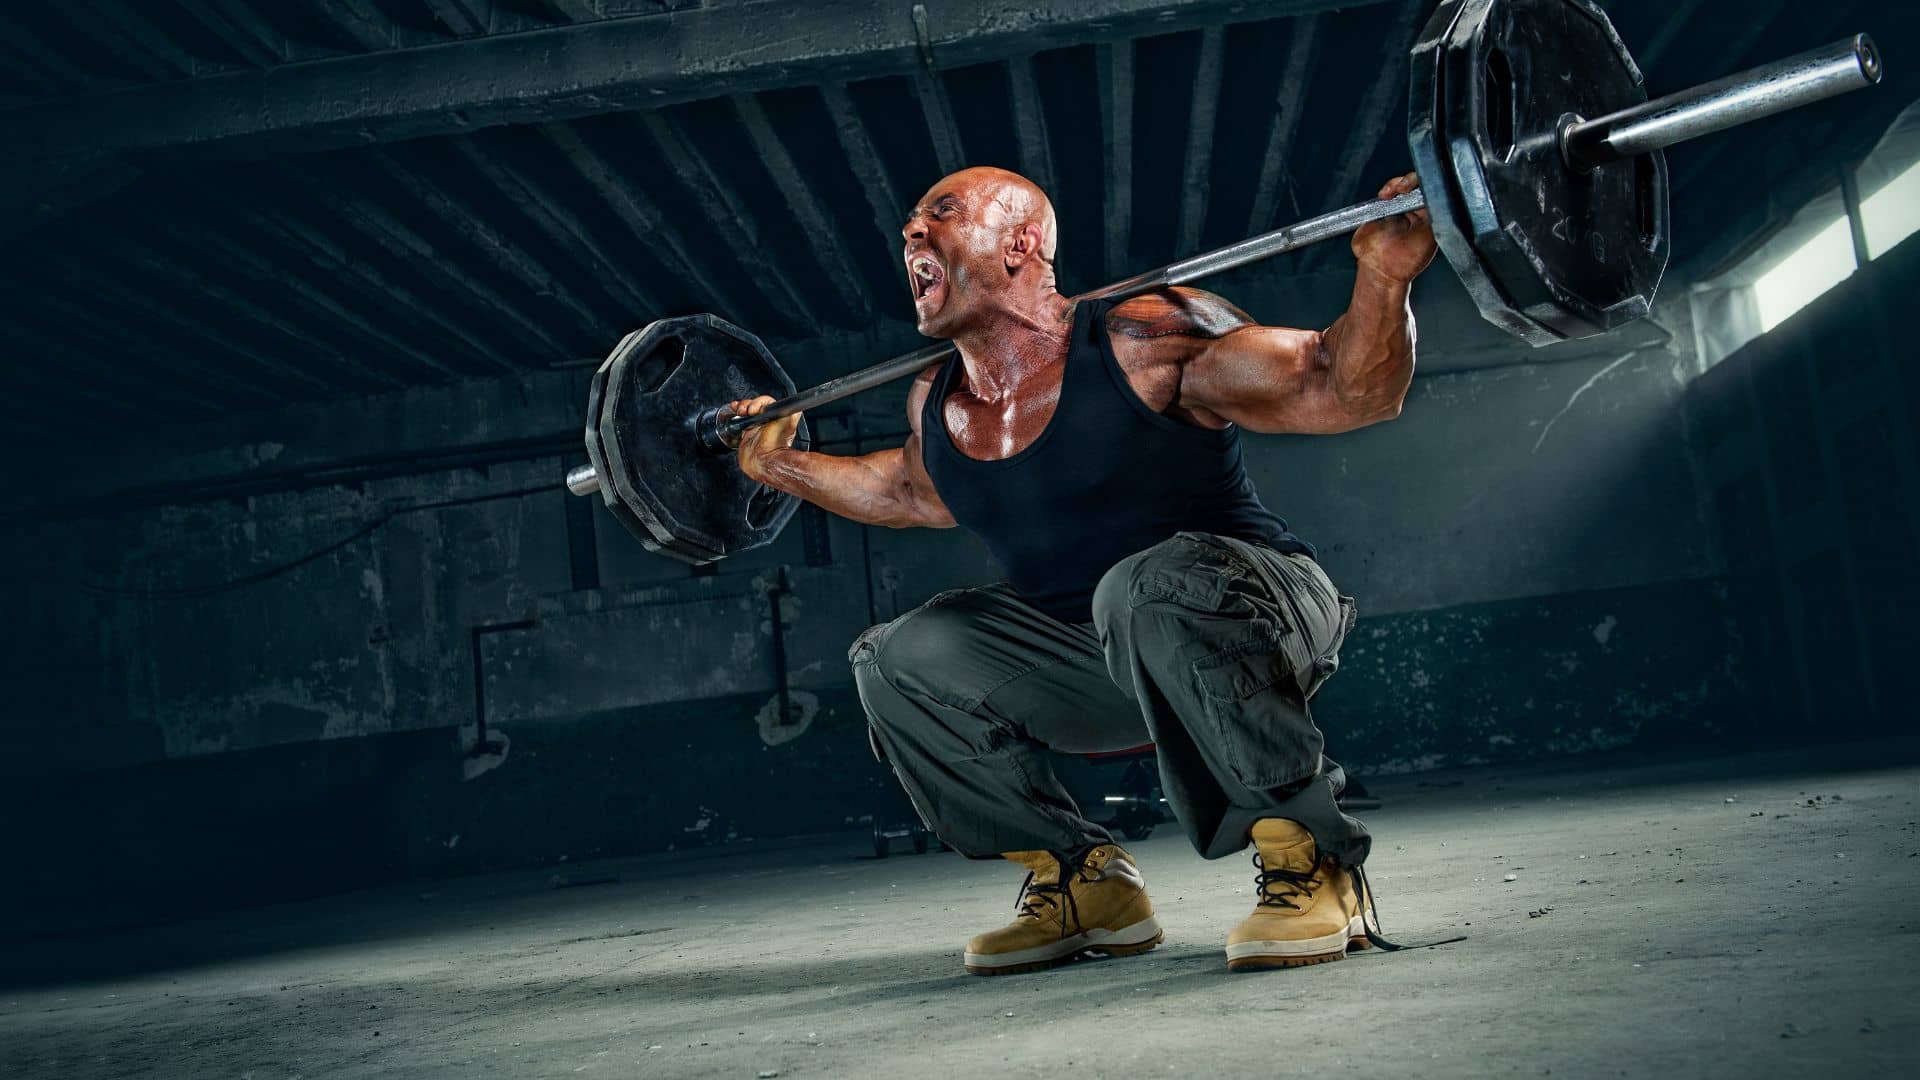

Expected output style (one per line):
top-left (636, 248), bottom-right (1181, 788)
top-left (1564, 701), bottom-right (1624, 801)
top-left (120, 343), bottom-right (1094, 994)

top-left (567, 0), bottom-right (1884, 565)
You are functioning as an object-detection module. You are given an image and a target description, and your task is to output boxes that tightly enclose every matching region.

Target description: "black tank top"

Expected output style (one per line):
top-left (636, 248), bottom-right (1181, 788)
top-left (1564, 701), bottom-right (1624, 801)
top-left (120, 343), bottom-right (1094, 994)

top-left (920, 297), bottom-right (1311, 623)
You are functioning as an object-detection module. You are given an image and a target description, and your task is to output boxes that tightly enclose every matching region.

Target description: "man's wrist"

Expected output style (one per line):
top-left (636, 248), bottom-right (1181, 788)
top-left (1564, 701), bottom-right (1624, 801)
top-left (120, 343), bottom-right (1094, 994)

top-left (1354, 259), bottom-right (1417, 290)
top-left (744, 447), bottom-right (800, 487)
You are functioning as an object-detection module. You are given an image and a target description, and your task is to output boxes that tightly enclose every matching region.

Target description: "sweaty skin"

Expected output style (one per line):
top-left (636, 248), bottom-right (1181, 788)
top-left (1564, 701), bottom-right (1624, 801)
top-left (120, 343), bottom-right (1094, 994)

top-left (726, 166), bottom-right (1437, 528)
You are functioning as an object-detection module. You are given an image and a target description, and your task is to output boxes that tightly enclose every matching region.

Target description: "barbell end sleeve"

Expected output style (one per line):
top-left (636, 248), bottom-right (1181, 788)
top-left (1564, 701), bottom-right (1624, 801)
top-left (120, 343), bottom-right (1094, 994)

top-left (1562, 34), bottom-right (1886, 171)
top-left (565, 463), bottom-right (601, 497)
top-left (1854, 33), bottom-right (1884, 86)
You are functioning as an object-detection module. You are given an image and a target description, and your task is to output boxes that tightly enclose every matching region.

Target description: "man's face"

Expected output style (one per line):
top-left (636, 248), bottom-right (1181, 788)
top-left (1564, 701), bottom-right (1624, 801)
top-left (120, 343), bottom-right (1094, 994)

top-left (901, 172), bottom-right (1014, 338)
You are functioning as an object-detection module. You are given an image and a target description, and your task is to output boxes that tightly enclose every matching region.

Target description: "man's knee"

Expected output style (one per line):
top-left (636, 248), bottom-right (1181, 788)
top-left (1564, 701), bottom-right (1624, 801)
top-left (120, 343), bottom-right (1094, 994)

top-left (1092, 533), bottom-right (1227, 632)
top-left (1090, 549), bottom-right (1150, 632)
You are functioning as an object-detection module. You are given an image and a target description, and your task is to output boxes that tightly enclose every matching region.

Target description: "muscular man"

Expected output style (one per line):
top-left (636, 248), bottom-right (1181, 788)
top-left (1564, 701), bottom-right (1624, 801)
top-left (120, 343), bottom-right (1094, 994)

top-left (727, 165), bottom-right (1436, 974)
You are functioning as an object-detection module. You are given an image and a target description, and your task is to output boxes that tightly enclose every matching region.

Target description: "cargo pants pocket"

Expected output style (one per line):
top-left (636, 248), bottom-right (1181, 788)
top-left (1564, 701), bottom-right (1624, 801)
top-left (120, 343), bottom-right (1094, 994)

top-left (1190, 628), bottom-right (1322, 790)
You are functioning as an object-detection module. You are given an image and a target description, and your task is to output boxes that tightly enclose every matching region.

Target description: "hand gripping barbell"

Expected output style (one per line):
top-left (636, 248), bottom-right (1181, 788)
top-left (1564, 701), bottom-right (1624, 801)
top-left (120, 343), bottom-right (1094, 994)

top-left (566, 0), bottom-right (1882, 565)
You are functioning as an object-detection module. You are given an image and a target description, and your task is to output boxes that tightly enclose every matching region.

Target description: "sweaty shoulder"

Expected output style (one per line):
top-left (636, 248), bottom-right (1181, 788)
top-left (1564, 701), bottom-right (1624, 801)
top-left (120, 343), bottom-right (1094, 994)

top-left (1105, 287), bottom-right (1254, 342)
top-left (1101, 288), bottom-right (1251, 426)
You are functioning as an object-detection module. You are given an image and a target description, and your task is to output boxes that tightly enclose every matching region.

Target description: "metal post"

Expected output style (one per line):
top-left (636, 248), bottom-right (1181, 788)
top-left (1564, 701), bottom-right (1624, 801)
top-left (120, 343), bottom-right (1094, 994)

top-left (1839, 161), bottom-right (1871, 268)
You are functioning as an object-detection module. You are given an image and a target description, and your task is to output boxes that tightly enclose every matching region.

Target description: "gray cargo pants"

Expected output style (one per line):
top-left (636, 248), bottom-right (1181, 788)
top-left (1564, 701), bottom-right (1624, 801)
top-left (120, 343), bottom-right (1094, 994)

top-left (850, 531), bottom-right (1370, 867)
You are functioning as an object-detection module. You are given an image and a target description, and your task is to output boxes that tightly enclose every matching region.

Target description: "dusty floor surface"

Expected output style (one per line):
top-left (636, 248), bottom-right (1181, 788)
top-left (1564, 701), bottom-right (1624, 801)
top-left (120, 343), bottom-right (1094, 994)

top-left (4, 741), bottom-right (1918, 1079)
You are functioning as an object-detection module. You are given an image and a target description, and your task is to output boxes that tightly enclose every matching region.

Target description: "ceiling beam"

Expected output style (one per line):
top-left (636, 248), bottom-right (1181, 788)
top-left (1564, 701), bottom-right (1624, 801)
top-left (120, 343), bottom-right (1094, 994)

top-left (112, 237), bottom-right (392, 395)
top-left (0, 36), bottom-right (83, 97)
top-left (638, 111), bottom-right (814, 332)
top-left (911, 69), bottom-right (967, 178)
top-left (172, 220), bottom-right (442, 386)
top-left (2, 317), bottom-right (222, 419)
top-left (541, 0), bottom-right (604, 21)
top-left (89, 1), bottom-right (203, 78)
top-left (820, 83), bottom-right (908, 261)
top-left (12, 318), bottom-right (232, 416)
top-left (4, 0), bottom-right (1371, 168)
top-left (734, 95), bottom-right (873, 324)
top-left (1632, 0), bottom-right (1711, 77)
top-left (54, 259), bottom-right (332, 399)
top-left (242, 208), bottom-right (495, 379)
top-left (21, 286), bottom-right (281, 409)
top-left (1319, 0), bottom-right (1422, 211)
top-left (315, 0), bottom-right (398, 52)
top-left (444, 133), bottom-right (663, 327)
top-left (0, 19), bottom-right (112, 95)
top-left (367, 146), bottom-right (605, 338)
top-left (1096, 40), bottom-right (1134, 281)
top-left (273, 162), bottom-right (571, 362)
top-left (1305, 0), bottom-right (1424, 270)
top-left (177, 0), bottom-right (287, 66)
top-left (1007, 55), bottom-right (1057, 197)
top-left (39, 4), bottom-right (182, 83)
top-left (538, 122), bottom-right (756, 324)
top-left (0, 154), bottom-right (144, 243)
top-left (1176, 26), bottom-right (1227, 256)
top-left (422, 0), bottom-right (494, 37)
top-left (1245, 13), bottom-right (1321, 236)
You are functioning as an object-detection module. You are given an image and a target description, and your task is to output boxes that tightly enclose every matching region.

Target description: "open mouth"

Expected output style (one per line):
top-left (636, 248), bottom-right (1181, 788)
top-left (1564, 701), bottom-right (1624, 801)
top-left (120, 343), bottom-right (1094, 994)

top-left (907, 252), bottom-right (947, 309)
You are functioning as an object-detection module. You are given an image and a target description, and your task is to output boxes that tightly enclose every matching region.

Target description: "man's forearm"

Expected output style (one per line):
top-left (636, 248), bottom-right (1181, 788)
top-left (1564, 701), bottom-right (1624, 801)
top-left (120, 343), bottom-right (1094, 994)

top-left (750, 447), bottom-right (940, 529)
top-left (1323, 264), bottom-right (1416, 417)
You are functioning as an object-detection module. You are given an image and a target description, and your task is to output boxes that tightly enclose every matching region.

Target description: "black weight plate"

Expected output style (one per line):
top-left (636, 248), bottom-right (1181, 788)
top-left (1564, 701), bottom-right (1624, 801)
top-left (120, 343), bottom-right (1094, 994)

top-left (586, 335), bottom-right (723, 565)
top-left (597, 315), bottom-right (805, 560)
top-left (1409, 0), bottom-right (1562, 346)
top-left (1440, 0), bottom-right (1670, 343)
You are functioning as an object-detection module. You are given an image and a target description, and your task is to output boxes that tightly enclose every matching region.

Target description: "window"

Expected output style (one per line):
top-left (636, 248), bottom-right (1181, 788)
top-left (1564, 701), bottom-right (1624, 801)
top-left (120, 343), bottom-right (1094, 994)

top-left (1689, 99), bottom-right (1920, 371)
top-left (1752, 214), bottom-right (1857, 332)
top-left (1862, 158), bottom-right (1920, 259)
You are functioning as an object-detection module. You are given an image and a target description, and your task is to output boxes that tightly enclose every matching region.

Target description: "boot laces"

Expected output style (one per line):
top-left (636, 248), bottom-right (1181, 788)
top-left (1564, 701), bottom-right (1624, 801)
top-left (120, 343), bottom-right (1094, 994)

top-left (1014, 858), bottom-right (1092, 936)
top-left (1252, 853), bottom-right (1320, 910)
top-left (1349, 863), bottom-right (1468, 953)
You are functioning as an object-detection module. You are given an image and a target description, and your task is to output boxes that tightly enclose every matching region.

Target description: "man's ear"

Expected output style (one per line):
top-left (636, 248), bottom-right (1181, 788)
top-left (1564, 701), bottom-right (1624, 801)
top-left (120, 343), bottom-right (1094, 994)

top-left (1004, 222), bottom-right (1043, 269)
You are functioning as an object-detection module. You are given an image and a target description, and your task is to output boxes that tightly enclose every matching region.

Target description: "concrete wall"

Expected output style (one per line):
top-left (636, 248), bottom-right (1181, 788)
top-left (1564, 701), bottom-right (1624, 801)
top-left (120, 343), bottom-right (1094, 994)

top-left (0, 256), bottom-right (1777, 937)
top-left (1684, 231), bottom-right (1920, 740)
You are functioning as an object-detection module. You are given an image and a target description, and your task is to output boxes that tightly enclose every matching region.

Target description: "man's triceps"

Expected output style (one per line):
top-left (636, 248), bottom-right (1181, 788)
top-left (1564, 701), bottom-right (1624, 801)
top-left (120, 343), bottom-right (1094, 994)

top-left (1180, 324), bottom-right (1353, 435)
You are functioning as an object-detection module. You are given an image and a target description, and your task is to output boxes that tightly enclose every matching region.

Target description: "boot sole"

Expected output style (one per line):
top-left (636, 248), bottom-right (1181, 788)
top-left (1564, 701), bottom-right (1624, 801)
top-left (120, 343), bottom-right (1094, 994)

top-left (964, 916), bottom-right (1164, 976)
top-left (1225, 916), bottom-right (1367, 972)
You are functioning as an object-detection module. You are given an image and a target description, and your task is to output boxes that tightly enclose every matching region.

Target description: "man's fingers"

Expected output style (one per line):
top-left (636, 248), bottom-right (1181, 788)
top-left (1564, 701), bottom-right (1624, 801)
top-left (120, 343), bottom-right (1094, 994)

top-left (744, 407), bottom-right (803, 449)
top-left (1378, 172), bottom-right (1420, 199)
top-left (730, 394), bottom-right (777, 417)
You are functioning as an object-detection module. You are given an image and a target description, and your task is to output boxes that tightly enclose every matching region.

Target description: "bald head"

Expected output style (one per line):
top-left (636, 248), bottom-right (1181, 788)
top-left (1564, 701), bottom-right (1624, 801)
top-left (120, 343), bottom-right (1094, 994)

top-left (944, 166), bottom-right (1057, 265)
top-left (901, 167), bottom-right (1061, 337)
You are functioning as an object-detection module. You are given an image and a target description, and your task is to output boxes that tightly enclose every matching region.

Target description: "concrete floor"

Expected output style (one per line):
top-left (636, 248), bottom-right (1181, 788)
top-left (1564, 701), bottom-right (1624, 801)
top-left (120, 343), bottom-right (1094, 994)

top-left (4, 741), bottom-right (1917, 1079)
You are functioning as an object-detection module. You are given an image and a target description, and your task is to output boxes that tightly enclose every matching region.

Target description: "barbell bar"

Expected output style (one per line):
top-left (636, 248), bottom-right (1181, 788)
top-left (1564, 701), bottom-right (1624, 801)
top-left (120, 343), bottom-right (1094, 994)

top-left (567, 0), bottom-right (1882, 564)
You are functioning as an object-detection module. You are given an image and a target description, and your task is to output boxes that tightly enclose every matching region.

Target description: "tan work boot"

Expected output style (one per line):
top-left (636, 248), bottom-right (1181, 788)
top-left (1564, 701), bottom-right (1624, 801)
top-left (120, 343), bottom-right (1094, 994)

top-left (963, 844), bottom-right (1163, 975)
top-left (1225, 818), bottom-right (1367, 971)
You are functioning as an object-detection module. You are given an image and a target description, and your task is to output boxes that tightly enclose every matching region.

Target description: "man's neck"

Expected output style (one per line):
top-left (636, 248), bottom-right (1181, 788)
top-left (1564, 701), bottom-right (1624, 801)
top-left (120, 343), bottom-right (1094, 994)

top-left (951, 290), bottom-right (1074, 399)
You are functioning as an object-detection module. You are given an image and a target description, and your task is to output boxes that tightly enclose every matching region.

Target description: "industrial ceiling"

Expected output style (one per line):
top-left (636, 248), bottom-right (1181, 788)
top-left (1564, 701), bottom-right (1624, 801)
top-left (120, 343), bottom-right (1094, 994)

top-left (1, 0), bottom-right (1913, 453)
